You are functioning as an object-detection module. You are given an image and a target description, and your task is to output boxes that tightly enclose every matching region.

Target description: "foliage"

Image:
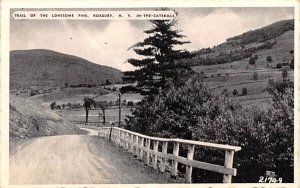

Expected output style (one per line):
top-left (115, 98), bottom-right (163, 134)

top-left (50, 101), bottom-right (56, 110)
top-left (249, 57), bottom-right (256, 65)
top-left (123, 19), bottom-right (195, 96)
top-left (232, 89), bottom-right (238, 96)
top-left (266, 55), bottom-right (273, 62)
top-left (276, 63), bottom-right (282, 69)
top-left (282, 69), bottom-right (288, 78)
top-left (125, 77), bottom-right (294, 183)
top-left (254, 54), bottom-right (258, 59)
top-left (253, 72), bottom-right (258, 80)
top-left (242, 87), bottom-right (248, 96)
top-left (83, 98), bottom-right (96, 123)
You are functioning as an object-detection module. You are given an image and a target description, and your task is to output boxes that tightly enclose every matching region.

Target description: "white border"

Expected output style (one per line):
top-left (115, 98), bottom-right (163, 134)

top-left (1, 0), bottom-right (299, 188)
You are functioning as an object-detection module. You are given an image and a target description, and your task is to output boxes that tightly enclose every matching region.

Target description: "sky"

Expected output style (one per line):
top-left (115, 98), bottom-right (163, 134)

top-left (10, 7), bottom-right (294, 71)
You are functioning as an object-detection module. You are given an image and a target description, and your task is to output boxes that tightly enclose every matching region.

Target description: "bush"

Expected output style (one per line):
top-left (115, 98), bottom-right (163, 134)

top-left (276, 63), bottom-right (282, 69)
top-left (254, 54), bottom-right (258, 59)
top-left (266, 56), bottom-right (273, 62)
top-left (232, 89), bottom-right (238, 96)
top-left (50, 102), bottom-right (56, 110)
top-left (253, 72), bottom-right (258, 80)
top-left (282, 69), bottom-right (288, 78)
top-left (249, 57), bottom-right (255, 65)
top-left (242, 87), bottom-right (248, 96)
top-left (125, 77), bottom-right (294, 183)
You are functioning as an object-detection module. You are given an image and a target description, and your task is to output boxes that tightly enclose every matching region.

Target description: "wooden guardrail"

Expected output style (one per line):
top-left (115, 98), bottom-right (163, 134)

top-left (98, 127), bottom-right (241, 183)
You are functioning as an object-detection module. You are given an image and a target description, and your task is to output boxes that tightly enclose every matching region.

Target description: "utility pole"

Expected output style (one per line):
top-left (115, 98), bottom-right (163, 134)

top-left (118, 92), bottom-right (122, 127)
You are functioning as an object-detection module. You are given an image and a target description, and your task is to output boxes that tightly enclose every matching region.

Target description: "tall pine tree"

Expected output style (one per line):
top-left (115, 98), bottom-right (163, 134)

top-left (123, 19), bottom-right (194, 96)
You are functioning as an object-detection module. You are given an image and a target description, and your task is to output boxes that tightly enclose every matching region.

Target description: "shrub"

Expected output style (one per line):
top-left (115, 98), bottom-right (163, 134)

top-left (266, 56), bottom-right (273, 62)
top-left (254, 54), bottom-right (258, 59)
top-left (242, 87), bottom-right (248, 96)
top-left (127, 101), bottom-right (134, 106)
top-left (105, 79), bottom-right (111, 85)
top-left (50, 102), bottom-right (56, 110)
top-left (276, 63), bottom-right (282, 69)
top-left (249, 57), bottom-right (255, 65)
top-left (217, 73), bottom-right (221, 77)
top-left (125, 77), bottom-right (294, 183)
top-left (253, 72), bottom-right (258, 80)
top-left (232, 89), bottom-right (238, 96)
top-left (282, 69), bottom-right (288, 78)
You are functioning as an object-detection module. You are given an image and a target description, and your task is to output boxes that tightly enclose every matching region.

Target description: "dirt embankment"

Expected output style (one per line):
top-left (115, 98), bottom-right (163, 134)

top-left (9, 95), bottom-right (84, 139)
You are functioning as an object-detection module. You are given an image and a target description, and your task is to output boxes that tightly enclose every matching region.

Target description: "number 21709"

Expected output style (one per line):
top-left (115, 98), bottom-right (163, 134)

top-left (259, 176), bottom-right (282, 183)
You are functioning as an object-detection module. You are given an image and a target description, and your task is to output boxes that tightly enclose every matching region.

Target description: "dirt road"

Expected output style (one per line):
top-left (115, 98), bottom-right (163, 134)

top-left (10, 128), bottom-right (179, 184)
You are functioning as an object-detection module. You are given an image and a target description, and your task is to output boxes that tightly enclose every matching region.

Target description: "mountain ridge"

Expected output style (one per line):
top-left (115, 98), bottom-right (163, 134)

top-left (10, 49), bottom-right (123, 90)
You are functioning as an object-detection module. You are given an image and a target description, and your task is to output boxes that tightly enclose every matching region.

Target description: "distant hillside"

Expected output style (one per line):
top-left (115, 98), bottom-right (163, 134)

top-left (183, 19), bottom-right (294, 67)
top-left (227, 19), bottom-right (294, 45)
top-left (10, 49), bottom-right (123, 89)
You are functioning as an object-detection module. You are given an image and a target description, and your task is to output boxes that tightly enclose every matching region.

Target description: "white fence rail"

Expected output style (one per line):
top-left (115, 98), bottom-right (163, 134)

top-left (98, 127), bottom-right (241, 183)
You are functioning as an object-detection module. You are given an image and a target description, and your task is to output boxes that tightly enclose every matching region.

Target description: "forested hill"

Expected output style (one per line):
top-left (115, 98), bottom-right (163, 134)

top-left (182, 19), bottom-right (294, 67)
top-left (10, 49), bottom-right (123, 89)
top-left (226, 19), bottom-right (294, 45)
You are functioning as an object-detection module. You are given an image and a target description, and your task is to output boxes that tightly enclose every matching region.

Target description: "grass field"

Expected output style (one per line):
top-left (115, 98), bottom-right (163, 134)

top-left (192, 30), bottom-right (293, 109)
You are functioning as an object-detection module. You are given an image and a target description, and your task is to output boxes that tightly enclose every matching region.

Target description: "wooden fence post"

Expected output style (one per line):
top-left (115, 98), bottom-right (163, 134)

top-left (186, 144), bottom-right (195, 183)
top-left (120, 131), bottom-right (124, 147)
top-left (126, 132), bottom-right (129, 150)
top-left (135, 135), bottom-right (139, 157)
top-left (152, 140), bottom-right (159, 170)
top-left (159, 141), bottom-right (168, 172)
top-left (223, 150), bottom-right (234, 183)
top-left (127, 133), bottom-right (131, 151)
top-left (171, 142), bottom-right (179, 176)
top-left (138, 137), bottom-right (144, 160)
top-left (118, 129), bottom-right (121, 144)
top-left (130, 134), bottom-right (134, 153)
top-left (145, 139), bottom-right (151, 166)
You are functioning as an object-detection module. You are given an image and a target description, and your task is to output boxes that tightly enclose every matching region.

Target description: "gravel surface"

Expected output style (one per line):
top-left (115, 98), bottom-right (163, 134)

top-left (9, 128), bottom-right (184, 184)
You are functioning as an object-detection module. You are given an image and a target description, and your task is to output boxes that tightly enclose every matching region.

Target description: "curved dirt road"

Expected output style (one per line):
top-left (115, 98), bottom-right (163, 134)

top-left (10, 128), bottom-right (178, 184)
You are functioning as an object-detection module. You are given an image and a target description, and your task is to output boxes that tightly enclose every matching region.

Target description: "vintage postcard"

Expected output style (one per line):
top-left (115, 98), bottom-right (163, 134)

top-left (0, 0), bottom-right (299, 187)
